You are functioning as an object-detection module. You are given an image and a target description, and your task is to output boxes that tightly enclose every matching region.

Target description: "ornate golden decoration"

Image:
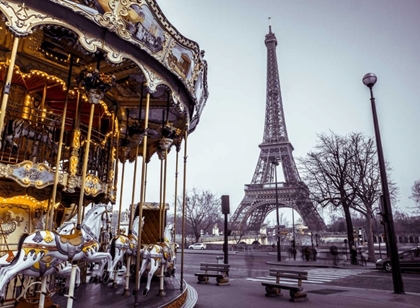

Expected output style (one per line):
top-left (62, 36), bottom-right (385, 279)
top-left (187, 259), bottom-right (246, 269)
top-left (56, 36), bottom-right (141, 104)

top-left (6, 161), bottom-right (56, 188)
top-left (84, 174), bottom-right (104, 196)
top-left (0, 163), bottom-right (13, 177)
top-left (67, 129), bottom-right (81, 193)
top-left (44, 230), bottom-right (54, 243)
top-left (0, 210), bottom-right (24, 235)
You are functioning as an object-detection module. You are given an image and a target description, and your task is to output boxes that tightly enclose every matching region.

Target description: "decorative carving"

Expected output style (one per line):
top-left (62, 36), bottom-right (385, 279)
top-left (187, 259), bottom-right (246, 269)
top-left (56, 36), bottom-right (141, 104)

top-left (84, 174), bottom-right (104, 196)
top-left (0, 210), bottom-right (24, 236)
top-left (0, 2), bottom-right (55, 36)
top-left (2, 161), bottom-right (56, 188)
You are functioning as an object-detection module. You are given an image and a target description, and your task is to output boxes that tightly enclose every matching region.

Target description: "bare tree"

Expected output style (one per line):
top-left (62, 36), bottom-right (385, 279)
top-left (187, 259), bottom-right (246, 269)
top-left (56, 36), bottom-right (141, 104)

top-left (409, 180), bottom-right (420, 212)
top-left (348, 134), bottom-right (399, 261)
top-left (299, 131), bottom-right (399, 261)
top-left (298, 132), bottom-right (359, 248)
top-left (177, 188), bottom-right (222, 243)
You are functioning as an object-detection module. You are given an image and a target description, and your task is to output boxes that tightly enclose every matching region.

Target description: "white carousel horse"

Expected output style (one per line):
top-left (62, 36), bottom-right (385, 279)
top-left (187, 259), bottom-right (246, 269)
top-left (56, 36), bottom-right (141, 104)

top-left (109, 216), bottom-right (144, 273)
top-left (139, 222), bottom-right (175, 297)
top-left (0, 251), bottom-right (80, 292)
top-left (0, 220), bottom-right (81, 292)
top-left (0, 204), bottom-right (113, 301)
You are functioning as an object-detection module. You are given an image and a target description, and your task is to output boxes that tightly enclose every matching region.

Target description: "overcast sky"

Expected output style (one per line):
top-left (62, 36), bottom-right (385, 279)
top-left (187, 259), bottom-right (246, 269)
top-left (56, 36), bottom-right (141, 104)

top-left (117, 0), bottom-right (420, 226)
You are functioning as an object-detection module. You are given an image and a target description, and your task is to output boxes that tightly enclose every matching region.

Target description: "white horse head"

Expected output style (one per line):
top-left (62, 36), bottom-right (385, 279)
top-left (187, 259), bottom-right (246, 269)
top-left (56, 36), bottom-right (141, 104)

top-left (163, 222), bottom-right (174, 243)
top-left (83, 204), bottom-right (113, 240)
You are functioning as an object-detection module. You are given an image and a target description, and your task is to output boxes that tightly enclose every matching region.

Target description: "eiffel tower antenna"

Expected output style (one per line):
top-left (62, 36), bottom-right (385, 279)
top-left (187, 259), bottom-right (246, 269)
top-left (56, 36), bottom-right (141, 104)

top-left (230, 24), bottom-right (326, 234)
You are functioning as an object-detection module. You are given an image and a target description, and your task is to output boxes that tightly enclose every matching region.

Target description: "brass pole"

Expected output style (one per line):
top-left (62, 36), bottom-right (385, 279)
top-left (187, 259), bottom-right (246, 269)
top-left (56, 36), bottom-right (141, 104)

top-left (162, 150), bottom-right (168, 238)
top-left (77, 103), bottom-right (96, 226)
top-left (134, 92), bottom-right (150, 305)
top-left (0, 36), bottom-right (19, 134)
top-left (173, 150), bottom-right (180, 239)
top-left (180, 126), bottom-right (188, 290)
top-left (112, 115), bottom-right (119, 201)
top-left (117, 159), bottom-right (126, 234)
top-left (123, 144), bottom-right (139, 295)
top-left (47, 54), bottom-right (74, 231)
top-left (128, 145), bottom-right (140, 233)
top-left (158, 158), bottom-right (164, 241)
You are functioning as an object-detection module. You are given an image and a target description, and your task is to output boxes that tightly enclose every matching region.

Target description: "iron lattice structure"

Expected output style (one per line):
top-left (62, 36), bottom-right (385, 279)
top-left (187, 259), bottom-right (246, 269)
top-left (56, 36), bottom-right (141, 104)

top-left (230, 26), bottom-right (326, 233)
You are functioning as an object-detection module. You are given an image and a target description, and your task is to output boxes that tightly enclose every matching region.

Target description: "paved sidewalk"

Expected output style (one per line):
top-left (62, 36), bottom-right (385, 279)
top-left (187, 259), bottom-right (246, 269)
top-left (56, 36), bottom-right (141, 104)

top-left (186, 274), bottom-right (420, 308)
top-left (185, 251), bottom-right (420, 308)
top-left (267, 256), bottom-right (377, 270)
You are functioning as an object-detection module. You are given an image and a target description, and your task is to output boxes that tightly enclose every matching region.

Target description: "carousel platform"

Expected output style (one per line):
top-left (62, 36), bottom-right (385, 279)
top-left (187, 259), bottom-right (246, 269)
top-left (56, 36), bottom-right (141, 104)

top-left (50, 274), bottom-right (195, 308)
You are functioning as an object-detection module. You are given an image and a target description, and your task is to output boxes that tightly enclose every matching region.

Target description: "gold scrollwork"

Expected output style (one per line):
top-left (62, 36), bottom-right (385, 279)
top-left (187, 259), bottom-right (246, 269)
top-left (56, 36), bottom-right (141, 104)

top-left (84, 174), bottom-right (104, 196)
top-left (7, 161), bottom-right (55, 188)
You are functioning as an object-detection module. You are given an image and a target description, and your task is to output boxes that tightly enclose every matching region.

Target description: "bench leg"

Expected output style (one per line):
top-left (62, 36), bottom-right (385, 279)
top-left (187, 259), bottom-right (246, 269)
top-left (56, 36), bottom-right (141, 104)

top-left (197, 276), bottom-right (209, 284)
top-left (264, 286), bottom-right (281, 297)
top-left (216, 276), bottom-right (230, 286)
top-left (289, 290), bottom-right (308, 302)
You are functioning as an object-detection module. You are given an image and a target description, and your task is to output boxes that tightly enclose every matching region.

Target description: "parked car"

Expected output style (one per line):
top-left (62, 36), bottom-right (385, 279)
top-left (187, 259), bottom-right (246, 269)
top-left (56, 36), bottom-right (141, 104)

top-left (376, 246), bottom-right (420, 272)
top-left (188, 243), bottom-right (206, 250)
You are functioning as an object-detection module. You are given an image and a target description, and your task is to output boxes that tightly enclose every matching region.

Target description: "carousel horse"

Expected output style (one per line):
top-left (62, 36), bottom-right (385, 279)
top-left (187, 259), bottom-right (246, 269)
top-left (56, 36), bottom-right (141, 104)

top-left (139, 223), bottom-right (175, 297)
top-left (0, 220), bottom-right (81, 292)
top-left (0, 251), bottom-right (80, 293)
top-left (0, 204), bottom-right (113, 301)
top-left (109, 216), bottom-right (144, 274)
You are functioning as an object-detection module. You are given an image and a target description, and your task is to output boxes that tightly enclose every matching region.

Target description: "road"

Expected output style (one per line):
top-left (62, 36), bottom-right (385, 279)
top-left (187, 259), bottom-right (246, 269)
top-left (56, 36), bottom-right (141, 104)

top-left (179, 249), bottom-right (420, 294)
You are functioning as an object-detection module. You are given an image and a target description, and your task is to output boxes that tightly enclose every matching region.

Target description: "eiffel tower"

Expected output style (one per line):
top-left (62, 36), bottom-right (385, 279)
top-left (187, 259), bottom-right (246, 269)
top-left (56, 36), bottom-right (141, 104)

top-left (230, 23), bottom-right (326, 233)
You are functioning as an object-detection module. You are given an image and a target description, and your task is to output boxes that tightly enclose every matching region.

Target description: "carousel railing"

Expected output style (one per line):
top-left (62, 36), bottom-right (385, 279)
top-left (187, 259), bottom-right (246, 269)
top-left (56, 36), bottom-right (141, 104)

top-left (0, 107), bottom-right (63, 166)
top-left (0, 107), bottom-right (114, 184)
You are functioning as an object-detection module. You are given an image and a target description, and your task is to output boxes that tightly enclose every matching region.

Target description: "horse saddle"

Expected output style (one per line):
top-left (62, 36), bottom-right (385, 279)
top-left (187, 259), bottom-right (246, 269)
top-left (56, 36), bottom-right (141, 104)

top-left (59, 229), bottom-right (83, 246)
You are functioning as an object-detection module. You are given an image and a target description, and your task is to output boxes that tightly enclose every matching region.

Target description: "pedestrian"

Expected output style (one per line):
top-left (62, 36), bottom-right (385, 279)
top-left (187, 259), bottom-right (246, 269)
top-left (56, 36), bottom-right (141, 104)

top-left (312, 247), bottom-right (318, 261)
top-left (330, 245), bottom-right (338, 265)
top-left (350, 245), bottom-right (358, 265)
top-left (359, 248), bottom-right (367, 266)
top-left (292, 247), bottom-right (297, 261)
top-left (304, 247), bottom-right (310, 261)
top-left (272, 243), bottom-right (275, 252)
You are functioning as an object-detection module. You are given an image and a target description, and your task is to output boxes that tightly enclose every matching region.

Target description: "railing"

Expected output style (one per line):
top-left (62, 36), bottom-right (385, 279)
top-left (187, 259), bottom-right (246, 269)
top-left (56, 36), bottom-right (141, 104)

top-left (0, 107), bottom-right (114, 185)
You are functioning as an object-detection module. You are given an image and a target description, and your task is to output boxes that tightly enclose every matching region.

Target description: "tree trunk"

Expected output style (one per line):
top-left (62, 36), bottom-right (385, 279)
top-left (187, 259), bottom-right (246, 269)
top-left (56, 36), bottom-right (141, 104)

top-left (365, 213), bottom-right (375, 262)
top-left (343, 205), bottom-right (355, 251)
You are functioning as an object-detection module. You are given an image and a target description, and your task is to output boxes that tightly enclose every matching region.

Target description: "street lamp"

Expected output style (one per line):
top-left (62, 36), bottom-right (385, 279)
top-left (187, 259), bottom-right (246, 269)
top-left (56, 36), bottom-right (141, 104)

top-left (272, 160), bottom-right (281, 262)
top-left (362, 73), bottom-right (404, 294)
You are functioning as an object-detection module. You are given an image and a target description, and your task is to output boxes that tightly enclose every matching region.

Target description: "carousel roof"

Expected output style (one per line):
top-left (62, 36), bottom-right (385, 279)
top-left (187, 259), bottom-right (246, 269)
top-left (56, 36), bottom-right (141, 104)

top-left (0, 0), bottom-right (209, 162)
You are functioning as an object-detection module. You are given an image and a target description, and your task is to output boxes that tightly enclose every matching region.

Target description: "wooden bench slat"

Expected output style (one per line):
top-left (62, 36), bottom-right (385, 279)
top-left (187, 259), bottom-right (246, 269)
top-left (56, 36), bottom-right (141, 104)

top-left (195, 273), bottom-right (224, 277)
top-left (200, 267), bottom-right (229, 271)
top-left (268, 273), bottom-right (308, 280)
top-left (261, 282), bottom-right (301, 291)
top-left (269, 269), bottom-right (307, 275)
top-left (200, 263), bottom-right (230, 266)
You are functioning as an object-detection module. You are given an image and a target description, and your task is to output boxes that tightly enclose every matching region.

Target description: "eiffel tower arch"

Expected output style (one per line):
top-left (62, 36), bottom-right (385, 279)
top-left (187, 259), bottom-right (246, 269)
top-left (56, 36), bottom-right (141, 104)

top-left (230, 24), bottom-right (326, 233)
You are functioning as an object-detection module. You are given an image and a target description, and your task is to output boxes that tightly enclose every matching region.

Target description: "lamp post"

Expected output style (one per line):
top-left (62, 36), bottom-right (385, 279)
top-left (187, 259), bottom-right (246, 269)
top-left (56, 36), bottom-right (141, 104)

top-left (362, 73), bottom-right (404, 294)
top-left (272, 160), bottom-right (281, 262)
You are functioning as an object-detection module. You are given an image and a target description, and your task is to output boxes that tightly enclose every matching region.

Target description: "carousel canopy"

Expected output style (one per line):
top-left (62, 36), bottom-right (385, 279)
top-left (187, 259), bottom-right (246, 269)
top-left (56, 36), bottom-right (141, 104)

top-left (0, 0), bottom-right (209, 162)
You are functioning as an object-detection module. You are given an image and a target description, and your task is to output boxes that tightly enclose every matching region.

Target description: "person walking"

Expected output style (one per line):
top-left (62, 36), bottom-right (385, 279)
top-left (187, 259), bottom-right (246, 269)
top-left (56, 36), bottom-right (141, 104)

top-left (312, 247), bottom-right (318, 261)
top-left (350, 245), bottom-right (358, 265)
top-left (304, 247), bottom-right (310, 261)
top-left (330, 245), bottom-right (338, 265)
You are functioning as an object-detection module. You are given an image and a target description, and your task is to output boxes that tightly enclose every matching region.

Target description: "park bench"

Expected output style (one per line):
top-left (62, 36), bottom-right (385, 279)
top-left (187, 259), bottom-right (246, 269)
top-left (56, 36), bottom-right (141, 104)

top-left (261, 268), bottom-right (308, 302)
top-left (194, 263), bottom-right (230, 285)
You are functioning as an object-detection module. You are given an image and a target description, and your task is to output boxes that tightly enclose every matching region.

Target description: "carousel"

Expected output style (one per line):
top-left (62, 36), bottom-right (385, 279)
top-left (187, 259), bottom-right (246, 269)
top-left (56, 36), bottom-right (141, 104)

top-left (0, 1), bottom-right (208, 307)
